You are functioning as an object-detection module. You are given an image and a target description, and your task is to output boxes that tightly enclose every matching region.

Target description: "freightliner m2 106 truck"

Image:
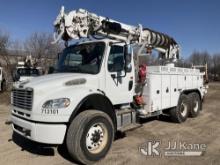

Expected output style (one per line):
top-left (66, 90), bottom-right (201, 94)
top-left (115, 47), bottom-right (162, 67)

top-left (11, 7), bottom-right (207, 164)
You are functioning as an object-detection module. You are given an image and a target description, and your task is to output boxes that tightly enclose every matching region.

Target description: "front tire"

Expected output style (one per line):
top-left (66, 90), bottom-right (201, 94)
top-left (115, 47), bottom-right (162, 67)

top-left (170, 94), bottom-right (190, 123)
top-left (66, 110), bottom-right (114, 164)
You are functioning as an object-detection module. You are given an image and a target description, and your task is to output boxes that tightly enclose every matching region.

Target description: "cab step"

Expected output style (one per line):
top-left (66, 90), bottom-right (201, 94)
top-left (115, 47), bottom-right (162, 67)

top-left (118, 123), bottom-right (142, 132)
top-left (116, 108), bottom-right (141, 132)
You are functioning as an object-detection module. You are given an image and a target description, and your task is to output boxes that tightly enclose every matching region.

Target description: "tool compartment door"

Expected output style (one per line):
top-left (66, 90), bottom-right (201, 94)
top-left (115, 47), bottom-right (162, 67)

top-left (170, 75), bottom-right (179, 107)
top-left (178, 74), bottom-right (185, 90)
top-left (185, 75), bottom-right (193, 89)
top-left (162, 74), bottom-right (171, 109)
top-left (149, 74), bottom-right (162, 112)
top-left (192, 75), bottom-right (198, 88)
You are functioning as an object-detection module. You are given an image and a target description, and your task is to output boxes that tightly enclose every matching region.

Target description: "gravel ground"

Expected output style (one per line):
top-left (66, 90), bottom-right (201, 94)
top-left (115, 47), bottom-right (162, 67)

top-left (0, 83), bottom-right (219, 165)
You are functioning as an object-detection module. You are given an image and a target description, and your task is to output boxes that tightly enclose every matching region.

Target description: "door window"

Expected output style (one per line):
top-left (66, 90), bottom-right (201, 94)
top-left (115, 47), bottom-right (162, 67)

top-left (108, 46), bottom-right (124, 72)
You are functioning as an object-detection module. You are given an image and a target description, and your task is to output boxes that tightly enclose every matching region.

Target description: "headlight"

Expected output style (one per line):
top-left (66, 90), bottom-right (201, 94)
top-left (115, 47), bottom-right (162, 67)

top-left (42, 98), bottom-right (70, 109)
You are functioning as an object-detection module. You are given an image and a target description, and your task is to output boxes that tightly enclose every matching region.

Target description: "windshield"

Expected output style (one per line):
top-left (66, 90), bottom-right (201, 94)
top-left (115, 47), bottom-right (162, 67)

top-left (17, 68), bottom-right (40, 77)
top-left (56, 42), bottom-right (105, 74)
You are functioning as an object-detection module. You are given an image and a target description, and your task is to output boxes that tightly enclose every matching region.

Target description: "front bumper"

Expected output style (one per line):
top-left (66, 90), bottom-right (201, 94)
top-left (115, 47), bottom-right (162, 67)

top-left (11, 115), bottom-right (67, 144)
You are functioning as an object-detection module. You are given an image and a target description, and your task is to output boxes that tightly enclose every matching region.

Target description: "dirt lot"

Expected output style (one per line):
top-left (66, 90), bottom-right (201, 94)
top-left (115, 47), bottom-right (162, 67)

top-left (0, 83), bottom-right (220, 165)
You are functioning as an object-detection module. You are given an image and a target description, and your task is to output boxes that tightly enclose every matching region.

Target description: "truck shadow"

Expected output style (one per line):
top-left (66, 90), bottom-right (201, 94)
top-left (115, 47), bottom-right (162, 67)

top-left (12, 132), bottom-right (55, 156)
top-left (57, 144), bottom-right (81, 164)
top-left (157, 114), bottom-right (174, 123)
top-left (139, 114), bottom-right (173, 124)
top-left (11, 132), bottom-right (81, 164)
top-left (10, 114), bottom-right (172, 164)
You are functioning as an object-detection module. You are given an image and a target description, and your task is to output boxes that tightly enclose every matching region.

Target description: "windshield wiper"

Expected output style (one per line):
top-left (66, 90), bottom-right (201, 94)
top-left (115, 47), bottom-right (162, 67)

top-left (56, 66), bottom-right (80, 73)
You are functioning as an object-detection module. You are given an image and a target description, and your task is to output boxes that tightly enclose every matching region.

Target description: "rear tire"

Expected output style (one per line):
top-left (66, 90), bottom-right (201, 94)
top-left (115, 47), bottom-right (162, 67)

top-left (188, 92), bottom-right (201, 117)
top-left (66, 110), bottom-right (114, 164)
top-left (170, 94), bottom-right (190, 123)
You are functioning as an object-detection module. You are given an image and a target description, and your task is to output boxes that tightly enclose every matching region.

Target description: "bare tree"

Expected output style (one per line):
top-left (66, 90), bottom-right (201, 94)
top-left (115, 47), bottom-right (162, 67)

top-left (212, 54), bottom-right (220, 80)
top-left (188, 51), bottom-right (211, 66)
top-left (0, 29), bottom-right (14, 84)
top-left (188, 51), bottom-right (220, 81)
top-left (0, 30), bottom-right (10, 67)
top-left (24, 32), bottom-right (63, 71)
top-left (11, 40), bottom-right (24, 55)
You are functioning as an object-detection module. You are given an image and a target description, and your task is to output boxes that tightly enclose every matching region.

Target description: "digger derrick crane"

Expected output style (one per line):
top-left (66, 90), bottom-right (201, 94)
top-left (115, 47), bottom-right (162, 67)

top-left (52, 6), bottom-right (180, 61)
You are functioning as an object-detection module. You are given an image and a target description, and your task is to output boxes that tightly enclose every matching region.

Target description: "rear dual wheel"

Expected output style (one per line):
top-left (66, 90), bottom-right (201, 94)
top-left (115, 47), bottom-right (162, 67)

top-left (170, 93), bottom-right (201, 123)
top-left (188, 92), bottom-right (201, 117)
top-left (170, 94), bottom-right (190, 123)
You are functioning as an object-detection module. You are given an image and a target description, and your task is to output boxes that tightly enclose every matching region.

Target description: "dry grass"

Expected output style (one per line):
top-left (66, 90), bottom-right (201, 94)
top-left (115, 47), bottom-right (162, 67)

top-left (0, 91), bottom-right (10, 105)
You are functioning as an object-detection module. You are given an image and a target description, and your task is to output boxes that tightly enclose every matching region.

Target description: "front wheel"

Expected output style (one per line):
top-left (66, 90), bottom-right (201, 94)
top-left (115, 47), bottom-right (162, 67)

top-left (66, 110), bottom-right (114, 164)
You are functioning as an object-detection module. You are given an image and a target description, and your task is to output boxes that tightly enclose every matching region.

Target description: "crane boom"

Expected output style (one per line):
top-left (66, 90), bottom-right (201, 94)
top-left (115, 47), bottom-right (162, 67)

top-left (53, 6), bottom-right (180, 60)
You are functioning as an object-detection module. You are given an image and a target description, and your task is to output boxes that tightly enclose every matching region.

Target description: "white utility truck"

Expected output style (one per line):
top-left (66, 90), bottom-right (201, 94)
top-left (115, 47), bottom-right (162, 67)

top-left (0, 67), bottom-right (6, 92)
top-left (11, 7), bottom-right (207, 164)
top-left (12, 56), bottom-right (41, 82)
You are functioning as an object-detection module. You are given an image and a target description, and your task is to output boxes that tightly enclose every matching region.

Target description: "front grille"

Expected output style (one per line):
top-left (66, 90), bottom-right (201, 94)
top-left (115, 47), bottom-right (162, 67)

top-left (12, 88), bottom-right (33, 111)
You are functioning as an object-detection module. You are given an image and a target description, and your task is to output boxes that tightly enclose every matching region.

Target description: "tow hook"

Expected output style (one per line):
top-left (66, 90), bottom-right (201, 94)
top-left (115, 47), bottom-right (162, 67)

top-left (5, 120), bottom-right (12, 125)
top-left (23, 129), bottom-right (31, 136)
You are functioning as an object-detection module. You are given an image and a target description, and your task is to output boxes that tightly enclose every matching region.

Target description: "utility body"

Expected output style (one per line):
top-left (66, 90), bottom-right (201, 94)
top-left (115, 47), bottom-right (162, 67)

top-left (11, 7), bottom-right (207, 164)
top-left (12, 56), bottom-right (41, 82)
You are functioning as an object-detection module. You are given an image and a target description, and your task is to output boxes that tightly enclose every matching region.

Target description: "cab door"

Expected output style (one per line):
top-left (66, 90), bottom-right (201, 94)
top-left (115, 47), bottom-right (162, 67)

top-left (105, 45), bottom-right (134, 105)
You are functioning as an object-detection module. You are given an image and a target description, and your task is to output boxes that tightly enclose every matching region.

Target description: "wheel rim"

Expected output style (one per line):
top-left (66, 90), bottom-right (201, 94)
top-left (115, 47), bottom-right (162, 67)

top-left (86, 123), bottom-right (108, 154)
top-left (193, 101), bottom-right (199, 112)
top-left (180, 102), bottom-right (187, 117)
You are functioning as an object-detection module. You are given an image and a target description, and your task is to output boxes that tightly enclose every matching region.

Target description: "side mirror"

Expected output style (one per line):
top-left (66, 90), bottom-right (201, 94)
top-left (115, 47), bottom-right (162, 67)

top-left (124, 44), bottom-right (132, 72)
